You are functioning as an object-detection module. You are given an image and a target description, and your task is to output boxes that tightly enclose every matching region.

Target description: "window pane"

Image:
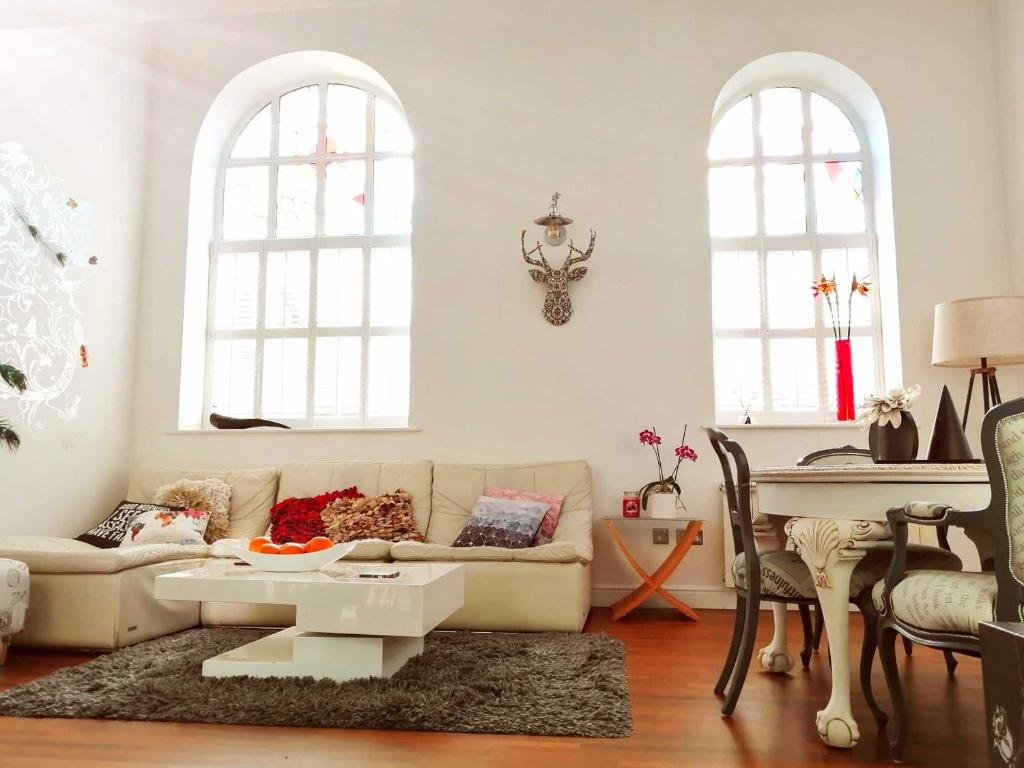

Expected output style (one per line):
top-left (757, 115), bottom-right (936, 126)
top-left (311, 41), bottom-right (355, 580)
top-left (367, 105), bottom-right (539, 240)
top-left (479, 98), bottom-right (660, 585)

top-left (214, 252), bottom-right (258, 330)
top-left (265, 250), bottom-right (309, 329)
top-left (826, 336), bottom-right (875, 412)
top-left (324, 161), bottom-right (366, 235)
top-left (368, 335), bottom-right (410, 419)
top-left (712, 250), bottom-right (760, 329)
top-left (222, 166), bottom-right (268, 239)
top-left (822, 247), bottom-right (872, 328)
top-left (278, 85), bottom-right (319, 157)
top-left (759, 88), bottom-right (803, 156)
top-left (714, 338), bottom-right (764, 412)
top-left (813, 161), bottom-right (864, 233)
top-left (230, 104), bottom-right (271, 159)
top-left (374, 98), bottom-right (413, 153)
top-left (769, 337), bottom-right (818, 411)
top-left (261, 338), bottom-right (308, 418)
top-left (317, 248), bottom-right (363, 327)
top-left (275, 164), bottom-right (317, 237)
top-left (314, 336), bottom-right (362, 418)
top-left (708, 96), bottom-right (753, 160)
top-left (811, 93), bottom-right (860, 154)
top-left (766, 250), bottom-right (814, 328)
top-left (763, 163), bottom-right (806, 234)
top-left (708, 166), bottom-right (755, 237)
top-left (210, 339), bottom-right (255, 417)
top-left (370, 247), bottom-right (412, 327)
top-left (326, 84), bottom-right (366, 155)
top-left (373, 158), bottom-right (413, 234)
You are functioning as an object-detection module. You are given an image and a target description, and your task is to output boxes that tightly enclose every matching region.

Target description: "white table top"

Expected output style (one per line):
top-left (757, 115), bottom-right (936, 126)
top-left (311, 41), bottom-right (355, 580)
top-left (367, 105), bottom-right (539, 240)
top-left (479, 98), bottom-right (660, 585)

top-left (159, 561), bottom-right (460, 588)
top-left (751, 463), bottom-right (988, 484)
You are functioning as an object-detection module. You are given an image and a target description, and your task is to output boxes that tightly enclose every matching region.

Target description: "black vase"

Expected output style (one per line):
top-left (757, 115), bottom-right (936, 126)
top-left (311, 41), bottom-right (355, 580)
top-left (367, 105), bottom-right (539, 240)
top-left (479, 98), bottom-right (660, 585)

top-left (869, 412), bottom-right (919, 462)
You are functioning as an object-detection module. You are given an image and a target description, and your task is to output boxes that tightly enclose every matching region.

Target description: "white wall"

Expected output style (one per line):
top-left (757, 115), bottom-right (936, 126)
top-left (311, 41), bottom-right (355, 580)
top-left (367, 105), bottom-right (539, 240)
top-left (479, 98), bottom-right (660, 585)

top-left (0, 1), bottom-right (1013, 607)
top-left (0, 23), bottom-right (151, 535)
top-left (993, 0), bottom-right (1024, 293)
top-left (123, 0), bottom-right (1014, 606)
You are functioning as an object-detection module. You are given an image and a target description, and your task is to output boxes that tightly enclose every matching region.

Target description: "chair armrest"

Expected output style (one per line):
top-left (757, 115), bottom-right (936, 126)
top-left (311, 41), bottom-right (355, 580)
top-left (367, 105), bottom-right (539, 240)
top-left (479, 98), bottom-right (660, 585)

top-left (891, 501), bottom-right (987, 528)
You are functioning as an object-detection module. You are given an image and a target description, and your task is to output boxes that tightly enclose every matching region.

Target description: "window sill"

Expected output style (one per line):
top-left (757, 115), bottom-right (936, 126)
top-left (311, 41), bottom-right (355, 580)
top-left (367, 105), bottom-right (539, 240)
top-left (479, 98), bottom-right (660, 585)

top-left (168, 427), bottom-right (422, 435)
top-left (715, 422), bottom-right (864, 430)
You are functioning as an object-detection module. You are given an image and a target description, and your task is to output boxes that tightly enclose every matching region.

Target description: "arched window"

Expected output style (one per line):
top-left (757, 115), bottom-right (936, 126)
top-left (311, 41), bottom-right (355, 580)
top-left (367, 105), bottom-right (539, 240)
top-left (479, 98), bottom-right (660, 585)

top-left (709, 85), bottom-right (885, 423)
top-left (207, 79), bottom-right (413, 427)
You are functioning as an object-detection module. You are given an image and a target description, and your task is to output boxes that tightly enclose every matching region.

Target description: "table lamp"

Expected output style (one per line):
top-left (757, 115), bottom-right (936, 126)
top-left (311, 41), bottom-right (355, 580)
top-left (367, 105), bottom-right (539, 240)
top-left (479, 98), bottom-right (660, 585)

top-left (932, 296), bottom-right (1024, 427)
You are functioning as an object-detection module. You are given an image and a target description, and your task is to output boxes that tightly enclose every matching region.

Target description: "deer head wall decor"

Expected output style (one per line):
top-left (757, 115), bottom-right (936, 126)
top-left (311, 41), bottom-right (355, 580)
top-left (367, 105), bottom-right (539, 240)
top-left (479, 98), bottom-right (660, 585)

top-left (521, 229), bottom-right (596, 326)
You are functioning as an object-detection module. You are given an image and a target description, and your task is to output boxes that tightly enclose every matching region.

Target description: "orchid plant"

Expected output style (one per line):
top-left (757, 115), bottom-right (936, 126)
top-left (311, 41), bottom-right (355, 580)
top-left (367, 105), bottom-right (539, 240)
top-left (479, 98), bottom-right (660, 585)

top-left (812, 272), bottom-right (871, 340)
top-left (638, 426), bottom-right (698, 511)
top-left (859, 385), bottom-right (921, 429)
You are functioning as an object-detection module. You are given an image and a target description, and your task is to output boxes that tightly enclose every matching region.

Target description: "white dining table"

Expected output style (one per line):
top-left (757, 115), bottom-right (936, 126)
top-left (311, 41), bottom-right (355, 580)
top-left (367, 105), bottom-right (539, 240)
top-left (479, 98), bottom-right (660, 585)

top-left (751, 462), bottom-right (990, 749)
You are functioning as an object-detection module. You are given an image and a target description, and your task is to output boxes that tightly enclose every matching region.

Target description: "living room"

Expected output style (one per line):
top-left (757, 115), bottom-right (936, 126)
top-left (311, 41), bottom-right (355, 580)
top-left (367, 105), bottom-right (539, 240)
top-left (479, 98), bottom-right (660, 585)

top-left (1, 1), bottom-right (1023, 766)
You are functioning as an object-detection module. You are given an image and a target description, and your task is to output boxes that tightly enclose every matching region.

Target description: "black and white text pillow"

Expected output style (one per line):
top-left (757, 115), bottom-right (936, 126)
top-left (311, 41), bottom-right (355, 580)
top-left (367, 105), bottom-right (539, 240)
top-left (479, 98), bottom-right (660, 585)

top-left (75, 501), bottom-right (185, 549)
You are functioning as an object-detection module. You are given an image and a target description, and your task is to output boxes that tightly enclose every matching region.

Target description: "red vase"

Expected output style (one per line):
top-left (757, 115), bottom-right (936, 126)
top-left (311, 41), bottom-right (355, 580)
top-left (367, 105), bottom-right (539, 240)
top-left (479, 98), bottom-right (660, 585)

top-left (835, 339), bottom-right (856, 421)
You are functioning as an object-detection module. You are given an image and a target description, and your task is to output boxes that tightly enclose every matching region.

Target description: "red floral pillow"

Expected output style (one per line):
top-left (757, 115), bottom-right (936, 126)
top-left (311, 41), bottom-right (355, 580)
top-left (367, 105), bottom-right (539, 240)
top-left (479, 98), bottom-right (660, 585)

top-left (269, 487), bottom-right (363, 544)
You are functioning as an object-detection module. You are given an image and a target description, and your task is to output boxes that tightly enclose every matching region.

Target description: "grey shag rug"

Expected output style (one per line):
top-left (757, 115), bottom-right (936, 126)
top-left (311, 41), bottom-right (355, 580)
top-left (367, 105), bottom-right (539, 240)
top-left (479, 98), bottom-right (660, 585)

top-left (0, 628), bottom-right (631, 738)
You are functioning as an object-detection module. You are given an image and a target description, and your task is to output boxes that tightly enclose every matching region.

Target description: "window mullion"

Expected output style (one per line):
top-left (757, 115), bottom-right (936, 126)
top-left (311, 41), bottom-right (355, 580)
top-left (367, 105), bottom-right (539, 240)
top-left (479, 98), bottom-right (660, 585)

top-left (751, 90), bottom-right (773, 415)
top-left (253, 247), bottom-right (268, 418)
top-left (802, 88), bottom-right (830, 418)
top-left (359, 90), bottom-right (375, 426)
top-left (306, 245), bottom-right (319, 427)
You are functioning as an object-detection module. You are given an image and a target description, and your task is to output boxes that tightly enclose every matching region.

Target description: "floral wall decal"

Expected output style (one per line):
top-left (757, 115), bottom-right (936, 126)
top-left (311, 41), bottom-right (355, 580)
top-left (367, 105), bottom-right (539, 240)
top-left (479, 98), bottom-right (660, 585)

top-left (0, 142), bottom-right (94, 441)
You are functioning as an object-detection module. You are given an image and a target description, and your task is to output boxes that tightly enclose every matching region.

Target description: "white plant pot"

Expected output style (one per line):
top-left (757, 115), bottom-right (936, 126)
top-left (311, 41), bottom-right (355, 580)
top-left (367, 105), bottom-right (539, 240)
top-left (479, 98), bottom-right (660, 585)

top-left (648, 491), bottom-right (681, 519)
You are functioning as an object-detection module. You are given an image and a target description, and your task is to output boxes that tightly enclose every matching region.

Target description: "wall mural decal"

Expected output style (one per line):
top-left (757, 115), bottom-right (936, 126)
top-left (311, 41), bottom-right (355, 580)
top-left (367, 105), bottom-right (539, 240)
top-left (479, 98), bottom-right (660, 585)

top-left (521, 193), bottom-right (597, 326)
top-left (0, 142), bottom-right (94, 445)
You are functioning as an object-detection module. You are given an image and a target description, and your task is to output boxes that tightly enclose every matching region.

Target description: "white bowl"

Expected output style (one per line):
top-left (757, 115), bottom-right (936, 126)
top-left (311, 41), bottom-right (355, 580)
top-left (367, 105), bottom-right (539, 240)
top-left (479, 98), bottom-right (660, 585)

top-left (228, 541), bottom-right (358, 572)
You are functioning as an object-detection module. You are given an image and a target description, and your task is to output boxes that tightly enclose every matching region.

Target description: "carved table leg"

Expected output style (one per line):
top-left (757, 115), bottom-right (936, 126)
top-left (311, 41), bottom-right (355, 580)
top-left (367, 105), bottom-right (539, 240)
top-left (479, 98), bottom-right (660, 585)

top-left (758, 602), bottom-right (795, 673)
top-left (787, 518), bottom-right (879, 749)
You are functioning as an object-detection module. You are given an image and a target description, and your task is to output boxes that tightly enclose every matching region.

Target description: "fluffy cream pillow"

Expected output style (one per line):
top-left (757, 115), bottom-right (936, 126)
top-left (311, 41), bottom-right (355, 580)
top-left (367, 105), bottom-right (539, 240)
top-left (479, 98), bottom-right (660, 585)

top-left (153, 478), bottom-right (231, 543)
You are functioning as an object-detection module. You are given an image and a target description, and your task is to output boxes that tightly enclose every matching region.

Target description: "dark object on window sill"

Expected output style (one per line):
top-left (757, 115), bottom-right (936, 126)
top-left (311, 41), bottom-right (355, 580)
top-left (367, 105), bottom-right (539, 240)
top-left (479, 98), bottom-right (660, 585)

top-left (868, 412), bottom-right (919, 462)
top-left (209, 413), bottom-right (290, 430)
top-left (927, 385), bottom-right (975, 462)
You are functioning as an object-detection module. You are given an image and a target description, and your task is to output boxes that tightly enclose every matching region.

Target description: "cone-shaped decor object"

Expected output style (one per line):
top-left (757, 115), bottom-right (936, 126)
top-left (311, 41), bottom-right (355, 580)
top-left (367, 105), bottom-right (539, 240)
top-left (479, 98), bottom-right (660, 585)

top-left (926, 385), bottom-right (974, 462)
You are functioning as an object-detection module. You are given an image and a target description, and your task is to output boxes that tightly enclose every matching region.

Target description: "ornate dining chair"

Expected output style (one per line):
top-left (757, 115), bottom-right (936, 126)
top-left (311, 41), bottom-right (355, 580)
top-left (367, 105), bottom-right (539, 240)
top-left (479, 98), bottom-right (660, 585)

top-left (871, 395), bottom-right (1024, 761)
top-left (707, 428), bottom-right (963, 718)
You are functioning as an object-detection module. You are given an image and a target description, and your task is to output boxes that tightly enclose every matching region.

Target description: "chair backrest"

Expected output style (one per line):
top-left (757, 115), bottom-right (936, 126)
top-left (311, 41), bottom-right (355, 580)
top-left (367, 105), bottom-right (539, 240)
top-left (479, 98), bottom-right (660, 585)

top-left (797, 445), bottom-right (873, 466)
top-left (706, 428), bottom-right (760, 595)
top-left (982, 397), bottom-right (1024, 621)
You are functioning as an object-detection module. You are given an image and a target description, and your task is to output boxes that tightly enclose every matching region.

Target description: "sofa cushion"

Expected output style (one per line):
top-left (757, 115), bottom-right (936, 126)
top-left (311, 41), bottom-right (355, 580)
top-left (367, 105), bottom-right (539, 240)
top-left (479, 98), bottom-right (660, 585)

top-left (390, 540), bottom-right (587, 564)
top-left (322, 490), bottom-right (424, 544)
top-left (484, 485), bottom-right (564, 545)
top-left (126, 466), bottom-right (279, 540)
top-left (0, 536), bottom-right (208, 574)
top-left (153, 478), bottom-right (232, 542)
top-left (76, 501), bottom-right (184, 549)
top-left (429, 461), bottom-right (593, 560)
top-left (451, 496), bottom-right (549, 549)
top-left (277, 461), bottom-right (433, 534)
top-left (872, 570), bottom-right (996, 635)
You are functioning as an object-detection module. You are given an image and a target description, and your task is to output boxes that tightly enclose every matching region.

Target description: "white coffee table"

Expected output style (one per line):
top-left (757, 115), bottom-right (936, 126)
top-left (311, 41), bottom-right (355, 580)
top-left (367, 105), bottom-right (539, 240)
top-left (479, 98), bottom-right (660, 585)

top-left (155, 562), bottom-right (464, 683)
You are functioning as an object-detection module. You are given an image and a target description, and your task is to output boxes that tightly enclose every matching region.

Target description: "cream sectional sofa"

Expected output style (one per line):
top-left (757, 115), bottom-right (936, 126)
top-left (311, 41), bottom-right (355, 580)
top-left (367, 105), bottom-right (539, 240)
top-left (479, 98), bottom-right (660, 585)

top-left (0, 459), bottom-right (593, 649)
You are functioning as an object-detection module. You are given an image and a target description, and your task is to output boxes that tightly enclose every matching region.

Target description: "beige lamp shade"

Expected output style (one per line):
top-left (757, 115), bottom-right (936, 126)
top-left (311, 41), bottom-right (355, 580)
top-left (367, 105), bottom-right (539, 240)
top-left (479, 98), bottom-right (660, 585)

top-left (932, 296), bottom-right (1024, 367)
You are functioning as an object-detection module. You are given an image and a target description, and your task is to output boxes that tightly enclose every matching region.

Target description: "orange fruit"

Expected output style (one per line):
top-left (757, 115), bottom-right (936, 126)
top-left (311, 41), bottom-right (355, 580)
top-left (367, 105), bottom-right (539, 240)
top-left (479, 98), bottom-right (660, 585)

top-left (257, 543), bottom-right (281, 555)
top-left (279, 543), bottom-right (305, 555)
top-left (248, 536), bottom-right (272, 552)
top-left (304, 536), bottom-right (333, 553)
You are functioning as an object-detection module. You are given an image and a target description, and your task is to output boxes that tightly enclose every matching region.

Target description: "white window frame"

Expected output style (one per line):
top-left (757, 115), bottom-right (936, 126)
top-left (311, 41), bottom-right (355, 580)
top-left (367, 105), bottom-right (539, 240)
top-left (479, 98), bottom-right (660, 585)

top-left (205, 77), bottom-right (412, 429)
top-left (709, 81), bottom-right (885, 425)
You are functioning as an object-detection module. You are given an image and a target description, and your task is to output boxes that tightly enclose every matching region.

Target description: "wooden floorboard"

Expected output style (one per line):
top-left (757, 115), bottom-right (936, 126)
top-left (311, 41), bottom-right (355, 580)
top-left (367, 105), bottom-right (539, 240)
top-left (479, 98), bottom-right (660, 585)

top-left (0, 608), bottom-right (985, 768)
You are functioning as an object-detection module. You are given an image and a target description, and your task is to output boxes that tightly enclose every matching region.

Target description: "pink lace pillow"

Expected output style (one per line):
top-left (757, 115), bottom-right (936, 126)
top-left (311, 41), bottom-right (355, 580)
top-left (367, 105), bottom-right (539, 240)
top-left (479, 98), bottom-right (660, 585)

top-left (484, 485), bottom-right (564, 545)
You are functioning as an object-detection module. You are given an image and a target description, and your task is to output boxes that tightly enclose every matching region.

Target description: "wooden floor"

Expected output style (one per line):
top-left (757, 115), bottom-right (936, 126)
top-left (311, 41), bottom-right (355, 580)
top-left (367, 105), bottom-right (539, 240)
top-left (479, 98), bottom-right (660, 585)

top-left (0, 608), bottom-right (984, 768)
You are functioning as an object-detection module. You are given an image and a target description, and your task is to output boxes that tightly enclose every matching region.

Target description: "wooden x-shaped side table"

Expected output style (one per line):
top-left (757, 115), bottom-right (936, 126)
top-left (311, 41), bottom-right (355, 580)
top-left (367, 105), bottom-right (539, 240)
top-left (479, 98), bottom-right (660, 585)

top-left (603, 516), bottom-right (703, 621)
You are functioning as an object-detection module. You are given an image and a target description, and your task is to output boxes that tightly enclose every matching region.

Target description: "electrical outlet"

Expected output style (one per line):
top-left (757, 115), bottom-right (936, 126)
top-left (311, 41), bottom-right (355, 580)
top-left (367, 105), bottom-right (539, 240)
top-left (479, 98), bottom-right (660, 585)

top-left (652, 528), bottom-right (669, 545)
top-left (677, 528), bottom-right (704, 545)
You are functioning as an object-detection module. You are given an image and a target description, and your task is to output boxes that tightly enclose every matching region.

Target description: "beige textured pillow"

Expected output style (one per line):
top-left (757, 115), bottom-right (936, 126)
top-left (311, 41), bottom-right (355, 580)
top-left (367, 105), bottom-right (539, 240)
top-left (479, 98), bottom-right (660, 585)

top-left (321, 489), bottom-right (424, 544)
top-left (153, 478), bottom-right (232, 543)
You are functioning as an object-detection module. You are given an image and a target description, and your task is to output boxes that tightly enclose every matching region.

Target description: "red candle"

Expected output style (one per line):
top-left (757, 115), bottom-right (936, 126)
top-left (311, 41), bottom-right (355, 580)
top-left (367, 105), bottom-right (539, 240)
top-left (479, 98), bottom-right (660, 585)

top-left (622, 492), bottom-right (640, 518)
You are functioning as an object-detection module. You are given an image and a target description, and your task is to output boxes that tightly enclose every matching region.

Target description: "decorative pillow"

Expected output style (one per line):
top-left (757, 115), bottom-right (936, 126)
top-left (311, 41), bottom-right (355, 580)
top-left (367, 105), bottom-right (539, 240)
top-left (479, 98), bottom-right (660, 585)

top-left (75, 501), bottom-right (185, 549)
top-left (153, 478), bottom-right (232, 543)
top-left (451, 496), bottom-right (550, 549)
top-left (321, 489), bottom-right (424, 543)
top-left (484, 485), bottom-right (564, 545)
top-left (119, 507), bottom-right (211, 548)
top-left (270, 487), bottom-right (363, 544)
